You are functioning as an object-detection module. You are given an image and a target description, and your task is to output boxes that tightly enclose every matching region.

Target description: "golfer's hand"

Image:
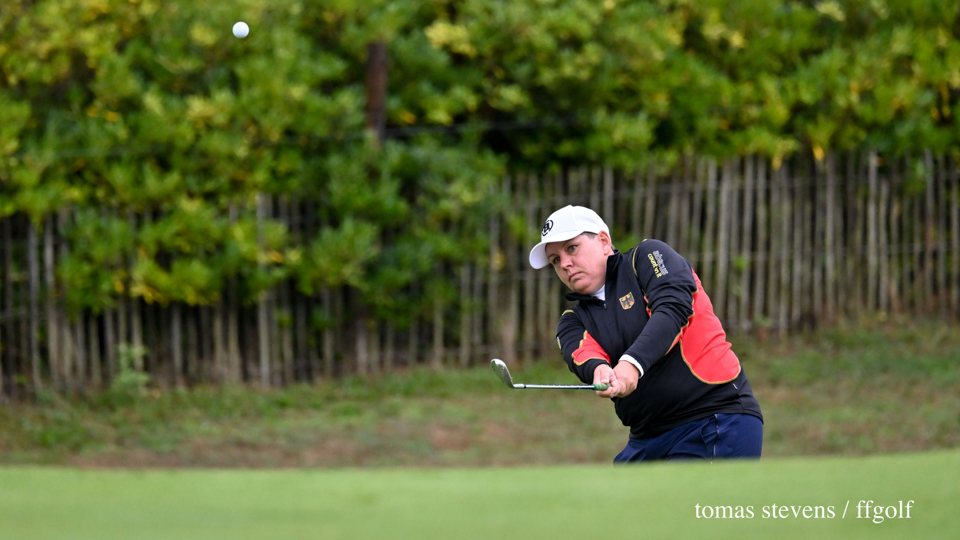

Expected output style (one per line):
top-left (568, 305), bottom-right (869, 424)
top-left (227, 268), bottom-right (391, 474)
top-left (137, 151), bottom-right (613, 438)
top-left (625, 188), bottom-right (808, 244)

top-left (611, 361), bottom-right (639, 397)
top-left (593, 363), bottom-right (639, 398)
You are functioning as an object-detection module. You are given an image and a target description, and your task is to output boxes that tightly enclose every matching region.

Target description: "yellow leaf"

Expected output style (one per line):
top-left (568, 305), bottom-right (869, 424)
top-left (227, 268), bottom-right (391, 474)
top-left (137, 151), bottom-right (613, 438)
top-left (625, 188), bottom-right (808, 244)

top-left (812, 143), bottom-right (825, 162)
top-left (424, 22), bottom-right (477, 57)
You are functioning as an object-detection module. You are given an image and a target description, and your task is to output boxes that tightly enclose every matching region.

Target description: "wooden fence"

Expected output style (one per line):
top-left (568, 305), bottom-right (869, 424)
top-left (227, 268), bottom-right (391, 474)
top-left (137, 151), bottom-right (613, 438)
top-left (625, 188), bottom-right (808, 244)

top-left (1, 151), bottom-right (959, 396)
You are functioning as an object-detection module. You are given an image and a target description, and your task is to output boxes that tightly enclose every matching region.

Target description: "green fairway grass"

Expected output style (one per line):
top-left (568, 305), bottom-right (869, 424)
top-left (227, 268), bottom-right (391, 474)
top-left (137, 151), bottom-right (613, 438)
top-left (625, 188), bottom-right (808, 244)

top-left (1, 450), bottom-right (957, 540)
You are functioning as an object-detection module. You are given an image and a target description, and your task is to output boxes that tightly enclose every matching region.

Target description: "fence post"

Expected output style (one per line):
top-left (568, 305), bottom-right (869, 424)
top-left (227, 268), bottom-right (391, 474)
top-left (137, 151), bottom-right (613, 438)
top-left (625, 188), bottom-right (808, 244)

top-left (739, 156), bottom-right (756, 331)
top-left (256, 193), bottom-right (271, 386)
top-left (752, 158), bottom-right (768, 334)
top-left (950, 156), bottom-right (960, 316)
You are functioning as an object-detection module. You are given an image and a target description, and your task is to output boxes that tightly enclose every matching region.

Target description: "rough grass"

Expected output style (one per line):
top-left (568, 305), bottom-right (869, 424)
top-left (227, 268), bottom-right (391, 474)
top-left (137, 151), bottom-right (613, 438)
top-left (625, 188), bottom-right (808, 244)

top-left (0, 317), bottom-right (958, 468)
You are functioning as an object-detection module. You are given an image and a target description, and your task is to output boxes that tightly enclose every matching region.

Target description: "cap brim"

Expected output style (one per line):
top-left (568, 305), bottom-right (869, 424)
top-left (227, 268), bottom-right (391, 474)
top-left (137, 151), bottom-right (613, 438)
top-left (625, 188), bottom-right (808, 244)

top-left (529, 230), bottom-right (584, 269)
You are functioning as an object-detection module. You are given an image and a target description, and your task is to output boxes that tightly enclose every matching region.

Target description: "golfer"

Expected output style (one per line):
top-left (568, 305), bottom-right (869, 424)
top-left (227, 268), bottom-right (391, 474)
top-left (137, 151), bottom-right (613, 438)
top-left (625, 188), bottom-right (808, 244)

top-left (530, 205), bottom-right (763, 462)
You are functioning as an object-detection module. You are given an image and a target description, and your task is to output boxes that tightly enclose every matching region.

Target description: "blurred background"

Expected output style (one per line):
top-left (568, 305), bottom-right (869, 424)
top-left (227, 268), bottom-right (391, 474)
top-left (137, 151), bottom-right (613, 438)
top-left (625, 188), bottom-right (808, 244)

top-left (0, 0), bottom-right (958, 468)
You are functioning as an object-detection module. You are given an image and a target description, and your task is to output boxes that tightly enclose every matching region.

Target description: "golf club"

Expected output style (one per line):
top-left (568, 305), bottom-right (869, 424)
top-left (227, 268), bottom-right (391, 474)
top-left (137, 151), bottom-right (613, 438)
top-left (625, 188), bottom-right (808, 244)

top-left (490, 358), bottom-right (611, 390)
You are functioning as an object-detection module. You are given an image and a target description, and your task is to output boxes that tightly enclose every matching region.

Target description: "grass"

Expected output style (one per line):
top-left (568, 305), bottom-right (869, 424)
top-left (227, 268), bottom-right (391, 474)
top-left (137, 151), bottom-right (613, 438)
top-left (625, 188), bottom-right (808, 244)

top-left (1, 450), bottom-right (958, 539)
top-left (0, 316), bottom-right (958, 467)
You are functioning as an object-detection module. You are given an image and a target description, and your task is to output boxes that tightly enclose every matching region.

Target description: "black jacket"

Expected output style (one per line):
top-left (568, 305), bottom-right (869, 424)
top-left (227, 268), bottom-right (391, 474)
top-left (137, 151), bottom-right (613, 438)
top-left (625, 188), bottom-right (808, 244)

top-left (557, 239), bottom-right (763, 439)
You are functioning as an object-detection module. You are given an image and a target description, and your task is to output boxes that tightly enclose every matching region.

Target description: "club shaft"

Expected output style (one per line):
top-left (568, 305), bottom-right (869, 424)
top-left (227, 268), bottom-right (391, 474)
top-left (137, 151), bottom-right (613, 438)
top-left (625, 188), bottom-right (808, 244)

top-left (514, 383), bottom-right (605, 390)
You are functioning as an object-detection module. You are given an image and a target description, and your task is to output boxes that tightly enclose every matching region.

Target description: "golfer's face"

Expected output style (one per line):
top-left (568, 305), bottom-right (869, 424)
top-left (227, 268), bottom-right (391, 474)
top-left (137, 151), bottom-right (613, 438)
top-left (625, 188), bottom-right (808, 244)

top-left (544, 233), bottom-right (611, 295)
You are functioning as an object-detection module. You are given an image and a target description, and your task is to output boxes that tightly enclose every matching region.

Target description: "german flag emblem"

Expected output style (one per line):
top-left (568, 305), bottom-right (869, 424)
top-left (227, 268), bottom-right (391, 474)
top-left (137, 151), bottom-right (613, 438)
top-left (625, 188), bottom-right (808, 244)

top-left (619, 292), bottom-right (635, 310)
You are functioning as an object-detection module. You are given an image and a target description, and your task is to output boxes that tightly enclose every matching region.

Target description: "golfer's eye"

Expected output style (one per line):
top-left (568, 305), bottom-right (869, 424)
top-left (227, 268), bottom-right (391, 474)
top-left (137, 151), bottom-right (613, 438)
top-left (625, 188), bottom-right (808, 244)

top-left (550, 255), bottom-right (560, 266)
top-left (567, 244), bottom-right (577, 254)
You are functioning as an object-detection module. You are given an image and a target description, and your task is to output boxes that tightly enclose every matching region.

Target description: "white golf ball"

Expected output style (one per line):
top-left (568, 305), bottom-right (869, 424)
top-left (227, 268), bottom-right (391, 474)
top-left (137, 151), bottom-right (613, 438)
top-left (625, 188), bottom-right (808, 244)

top-left (233, 21), bottom-right (249, 38)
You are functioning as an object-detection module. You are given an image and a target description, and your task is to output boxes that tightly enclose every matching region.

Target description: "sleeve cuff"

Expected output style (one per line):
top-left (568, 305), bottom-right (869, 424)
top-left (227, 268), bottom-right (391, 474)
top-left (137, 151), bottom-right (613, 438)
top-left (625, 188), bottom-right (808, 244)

top-left (618, 354), bottom-right (644, 378)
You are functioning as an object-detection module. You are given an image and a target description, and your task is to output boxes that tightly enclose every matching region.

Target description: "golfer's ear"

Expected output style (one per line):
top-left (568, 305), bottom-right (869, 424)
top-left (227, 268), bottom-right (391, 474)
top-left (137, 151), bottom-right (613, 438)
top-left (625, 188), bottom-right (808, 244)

top-left (598, 231), bottom-right (613, 251)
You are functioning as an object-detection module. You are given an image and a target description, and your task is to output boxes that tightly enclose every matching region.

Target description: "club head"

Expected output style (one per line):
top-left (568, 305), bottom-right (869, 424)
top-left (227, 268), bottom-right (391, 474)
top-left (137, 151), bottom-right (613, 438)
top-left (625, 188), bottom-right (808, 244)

top-left (490, 359), bottom-right (516, 388)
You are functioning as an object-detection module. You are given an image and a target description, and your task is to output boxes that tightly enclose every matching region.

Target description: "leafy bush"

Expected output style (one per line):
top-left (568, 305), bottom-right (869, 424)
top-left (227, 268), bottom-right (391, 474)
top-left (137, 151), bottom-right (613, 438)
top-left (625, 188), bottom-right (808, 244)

top-left (1, 0), bottom-right (958, 318)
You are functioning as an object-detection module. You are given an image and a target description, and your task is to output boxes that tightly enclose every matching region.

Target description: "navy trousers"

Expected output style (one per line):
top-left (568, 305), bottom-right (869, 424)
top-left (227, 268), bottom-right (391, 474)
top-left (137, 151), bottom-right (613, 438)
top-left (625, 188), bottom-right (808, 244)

top-left (614, 413), bottom-right (763, 463)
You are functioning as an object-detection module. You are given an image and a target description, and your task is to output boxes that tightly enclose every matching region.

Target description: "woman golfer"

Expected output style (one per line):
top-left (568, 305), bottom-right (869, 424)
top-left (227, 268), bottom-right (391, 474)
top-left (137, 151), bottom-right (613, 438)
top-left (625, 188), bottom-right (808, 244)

top-left (530, 205), bottom-right (763, 462)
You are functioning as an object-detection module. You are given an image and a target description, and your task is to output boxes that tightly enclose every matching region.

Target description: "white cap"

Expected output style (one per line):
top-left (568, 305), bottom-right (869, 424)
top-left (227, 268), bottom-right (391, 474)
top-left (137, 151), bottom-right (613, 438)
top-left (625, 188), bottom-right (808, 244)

top-left (528, 205), bottom-right (610, 269)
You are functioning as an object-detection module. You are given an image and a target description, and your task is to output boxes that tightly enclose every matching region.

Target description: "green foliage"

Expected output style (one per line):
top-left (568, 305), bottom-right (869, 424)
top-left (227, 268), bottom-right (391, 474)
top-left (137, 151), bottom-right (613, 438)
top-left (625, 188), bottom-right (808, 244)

top-left (2, 0), bottom-right (959, 318)
top-left (106, 343), bottom-right (151, 403)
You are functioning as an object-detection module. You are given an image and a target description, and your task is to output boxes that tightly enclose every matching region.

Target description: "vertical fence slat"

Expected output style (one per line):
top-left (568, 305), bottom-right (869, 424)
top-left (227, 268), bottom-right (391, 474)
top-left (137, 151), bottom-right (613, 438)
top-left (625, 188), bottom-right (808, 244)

top-left (896, 156), bottom-right (909, 312)
top-left (73, 313), bottom-right (86, 391)
top-left (702, 158), bottom-right (718, 300)
top-left (487, 179), bottom-right (501, 361)
top-left (256, 193), bottom-right (271, 385)
top-left (2, 218), bottom-right (13, 397)
top-left (812, 158), bottom-right (824, 323)
top-left (950, 156), bottom-right (960, 316)
top-left (171, 303), bottom-right (183, 387)
top-left (459, 263), bottom-right (471, 368)
top-left (790, 160), bottom-right (803, 328)
top-left (335, 288), bottom-right (346, 373)
top-left (59, 208), bottom-right (78, 390)
top-left (936, 154), bottom-right (948, 314)
top-left (851, 152), bottom-right (866, 312)
top-left (643, 165), bottom-right (658, 243)
top-left (866, 151), bottom-right (879, 312)
top-left (184, 306), bottom-right (197, 383)
top-left (666, 169), bottom-right (680, 248)
top-left (804, 161), bottom-right (815, 326)
top-left (281, 283), bottom-right (296, 381)
top-left (890, 158), bottom-right (904, 312)
top-left (501, 175), bottom-right (518, 367)
top-left (678, 156), bottom-right (693, 258)
top-left (824, 152), bottom-right (837, 321)
top-left (294, 287), bottom-right (308, 381)
top-left (689, 158), bottom-right (706, 273)
top-left (603, 166), bottom-right (614, 232)
top-left (407, 285), bottom-right (419, 368)
top-left (778, 164), bottom-right (791, 334)
top-left (738, 156), bottom-right (755, 331)
top-left (878, 171), bottom-right (890, 313)
top-left (44, 214), bottom-right (59, 389)
top-left (384, 321), bottom-right (396, 373)
top-left (924, 151), bottom-right (936, 312)
top-left (28, 218), bottom-right (41, 391)
top-left (279, 197), bottom-right (297, 380)
top-left (522, 174), bottom-right (536, 363)
top-left (752, 158), bottom-right (768, 332)
top-left (630, 170), bottom-right (643, 242)
top-left (912, 158), bottom-right (924, 312)
top-left (320, 289), bottom-right (333, 378)
top-left (88, 311), bottom-right (101, 389)
top-left (716, 159), bottom-right (733, 323)
top-left (227, 202), bottom-right (241, 383)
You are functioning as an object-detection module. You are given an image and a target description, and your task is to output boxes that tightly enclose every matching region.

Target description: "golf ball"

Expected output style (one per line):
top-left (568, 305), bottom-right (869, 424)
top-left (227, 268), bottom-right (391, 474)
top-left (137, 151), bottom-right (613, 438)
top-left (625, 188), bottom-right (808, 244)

top-left (233, 21), bottom-right (249, 38)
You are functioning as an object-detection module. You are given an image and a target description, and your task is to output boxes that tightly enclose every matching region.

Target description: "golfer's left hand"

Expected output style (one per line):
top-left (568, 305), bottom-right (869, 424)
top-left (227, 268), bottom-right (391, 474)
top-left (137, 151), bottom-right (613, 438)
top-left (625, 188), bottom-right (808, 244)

top-left (597, 362), bottom-right (639, 398)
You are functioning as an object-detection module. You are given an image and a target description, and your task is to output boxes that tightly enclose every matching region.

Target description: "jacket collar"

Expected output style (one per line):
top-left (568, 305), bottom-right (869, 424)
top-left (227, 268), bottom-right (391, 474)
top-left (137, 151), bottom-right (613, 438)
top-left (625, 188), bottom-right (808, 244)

top-left (564, 250), bottom-right (622, 302)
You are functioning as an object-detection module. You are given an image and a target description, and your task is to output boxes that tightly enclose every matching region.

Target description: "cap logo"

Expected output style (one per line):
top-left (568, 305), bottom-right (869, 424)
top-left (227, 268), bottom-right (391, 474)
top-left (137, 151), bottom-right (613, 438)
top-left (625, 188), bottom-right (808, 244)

top-left (541, 220), bottom-right (554, 237)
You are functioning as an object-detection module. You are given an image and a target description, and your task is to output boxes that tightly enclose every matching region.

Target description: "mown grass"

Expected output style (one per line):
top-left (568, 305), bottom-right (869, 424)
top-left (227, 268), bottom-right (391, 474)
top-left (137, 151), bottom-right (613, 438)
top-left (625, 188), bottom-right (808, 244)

top-left (0, 317), bottom-right (958, 467)
top-left (2, 450), bottom-right (958, 540)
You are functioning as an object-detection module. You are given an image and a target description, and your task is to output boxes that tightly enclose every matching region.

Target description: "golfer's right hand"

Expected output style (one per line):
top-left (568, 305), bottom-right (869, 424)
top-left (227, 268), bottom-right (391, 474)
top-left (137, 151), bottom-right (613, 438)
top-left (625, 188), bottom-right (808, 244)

top-left (593, 364), bottom-right (620, 398)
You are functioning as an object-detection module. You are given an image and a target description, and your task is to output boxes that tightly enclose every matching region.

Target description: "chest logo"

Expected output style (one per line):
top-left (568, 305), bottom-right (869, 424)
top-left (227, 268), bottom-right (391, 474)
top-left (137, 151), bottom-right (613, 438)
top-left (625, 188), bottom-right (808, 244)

top-left (619, 292), bottom-right (635, 310)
